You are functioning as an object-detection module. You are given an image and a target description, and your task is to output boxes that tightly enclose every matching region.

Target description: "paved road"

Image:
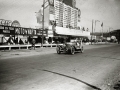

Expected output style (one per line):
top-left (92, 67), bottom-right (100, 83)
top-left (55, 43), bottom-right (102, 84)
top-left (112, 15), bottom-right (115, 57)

top-left (0, 44), bottom-right (120, 90)
top-left (0, 43), bottom-right (117, 59)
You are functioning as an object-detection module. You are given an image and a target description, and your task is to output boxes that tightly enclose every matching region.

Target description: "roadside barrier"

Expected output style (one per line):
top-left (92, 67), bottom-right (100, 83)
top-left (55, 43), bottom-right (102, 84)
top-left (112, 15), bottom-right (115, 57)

top-left (0, 44), bottom-right (57, 50)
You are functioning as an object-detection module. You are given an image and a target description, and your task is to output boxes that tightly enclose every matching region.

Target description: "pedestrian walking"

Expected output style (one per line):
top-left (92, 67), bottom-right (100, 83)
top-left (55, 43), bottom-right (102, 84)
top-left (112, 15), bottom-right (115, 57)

top-left (31, 39), bottom-right (36, 50)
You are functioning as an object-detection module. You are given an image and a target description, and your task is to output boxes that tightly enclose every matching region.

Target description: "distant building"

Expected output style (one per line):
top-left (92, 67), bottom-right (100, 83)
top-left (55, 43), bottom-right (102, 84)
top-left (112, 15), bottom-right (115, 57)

top-left (110, 29), bottom-right (120, 43)
top-left (41, 0), bottom-right (90, 39)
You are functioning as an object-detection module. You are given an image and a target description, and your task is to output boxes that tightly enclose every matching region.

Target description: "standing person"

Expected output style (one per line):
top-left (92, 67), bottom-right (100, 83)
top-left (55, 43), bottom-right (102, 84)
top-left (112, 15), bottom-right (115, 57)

top-left (19, 39), bottom-right (24, 44)
top-left (7, 35), bottom-right (14, 45)
top-left (31, 39), bottom-right (36, 50)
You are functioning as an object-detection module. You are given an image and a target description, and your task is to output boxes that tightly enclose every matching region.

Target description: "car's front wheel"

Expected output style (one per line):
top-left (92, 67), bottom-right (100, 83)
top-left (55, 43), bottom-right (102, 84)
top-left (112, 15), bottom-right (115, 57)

top-left (71, 47), bottom-right (75, 55)
top-left (56, 47), bottom-right (61, 54)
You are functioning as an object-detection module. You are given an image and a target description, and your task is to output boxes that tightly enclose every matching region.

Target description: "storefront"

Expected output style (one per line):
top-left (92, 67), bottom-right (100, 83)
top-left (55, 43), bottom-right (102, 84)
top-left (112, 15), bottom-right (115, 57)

top-left (0, 25), bottom-right (48, 45)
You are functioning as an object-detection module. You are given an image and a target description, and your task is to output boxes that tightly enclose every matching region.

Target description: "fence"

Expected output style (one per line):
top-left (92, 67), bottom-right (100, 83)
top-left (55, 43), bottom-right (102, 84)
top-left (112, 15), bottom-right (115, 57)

top-left (0, 44), bottom-right (57, 50)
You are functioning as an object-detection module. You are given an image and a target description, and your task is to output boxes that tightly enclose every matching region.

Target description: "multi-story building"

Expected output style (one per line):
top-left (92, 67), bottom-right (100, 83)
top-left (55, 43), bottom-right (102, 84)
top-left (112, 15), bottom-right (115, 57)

top-left (43, 0), bottom-right (90, 42)
top-left (63, 4), bottom-right (68, 28)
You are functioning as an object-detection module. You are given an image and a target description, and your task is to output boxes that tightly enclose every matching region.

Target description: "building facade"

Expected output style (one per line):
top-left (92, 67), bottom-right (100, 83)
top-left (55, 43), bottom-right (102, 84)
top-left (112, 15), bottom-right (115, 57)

top-left (45, 0), bottom-right (90, 39)
top-left (0, 0), bottom-right (90, 45)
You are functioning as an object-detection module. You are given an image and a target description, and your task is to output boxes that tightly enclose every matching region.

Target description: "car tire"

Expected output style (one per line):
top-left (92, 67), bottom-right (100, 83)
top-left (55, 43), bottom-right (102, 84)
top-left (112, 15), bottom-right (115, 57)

top-left (56, 47), bottom-right (61, 54)
top-left (71, 47), bottom-right (75, 55)
top-left (80, 46), bottom-right (84, 53)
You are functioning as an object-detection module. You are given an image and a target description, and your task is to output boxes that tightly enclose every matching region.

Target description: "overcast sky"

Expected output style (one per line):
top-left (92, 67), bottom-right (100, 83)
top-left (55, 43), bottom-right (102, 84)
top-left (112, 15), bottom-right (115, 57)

top-left (0, 0), bottom-right (120, 32)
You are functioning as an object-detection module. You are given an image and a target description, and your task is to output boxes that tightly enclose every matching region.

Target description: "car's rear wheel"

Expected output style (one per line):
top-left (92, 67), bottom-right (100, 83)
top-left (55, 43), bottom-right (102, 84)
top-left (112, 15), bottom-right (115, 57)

top-left (56, 47), bottom-right (61, 54)
top-left (71, 47), bottom-right (75, 55)
top-left (80, 46), bottom-right (84, 53)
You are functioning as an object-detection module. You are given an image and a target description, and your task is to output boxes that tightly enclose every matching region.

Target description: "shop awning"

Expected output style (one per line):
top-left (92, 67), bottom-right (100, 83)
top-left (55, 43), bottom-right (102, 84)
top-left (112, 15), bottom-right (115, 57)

top-left (55, 26), bottom-right (90, 37)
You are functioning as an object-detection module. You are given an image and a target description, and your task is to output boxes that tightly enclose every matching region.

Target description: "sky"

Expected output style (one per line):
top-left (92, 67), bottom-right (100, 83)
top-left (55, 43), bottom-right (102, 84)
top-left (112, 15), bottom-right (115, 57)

top-left (0, 0), bottom-right (120, 32)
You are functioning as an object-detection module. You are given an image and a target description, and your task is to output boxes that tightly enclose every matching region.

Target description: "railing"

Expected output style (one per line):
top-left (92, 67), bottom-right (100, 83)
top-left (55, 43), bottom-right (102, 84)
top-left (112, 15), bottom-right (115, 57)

top-left (0, 43), bottom-right (92, 50)
top-left (0, 44), bottom-right (57, 50)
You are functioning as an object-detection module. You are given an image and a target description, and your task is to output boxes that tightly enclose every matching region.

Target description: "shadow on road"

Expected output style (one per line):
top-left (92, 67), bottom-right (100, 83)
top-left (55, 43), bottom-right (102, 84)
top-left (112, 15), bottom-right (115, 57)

top-left (41, 69), bottom-right (101, 90)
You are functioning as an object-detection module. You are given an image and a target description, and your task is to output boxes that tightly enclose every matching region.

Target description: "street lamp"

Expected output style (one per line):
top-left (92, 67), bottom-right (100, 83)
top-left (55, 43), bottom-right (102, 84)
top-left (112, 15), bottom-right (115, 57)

top-left (93, 20), bottom-right (100, 43)
top-left (94, 20), bottom-right (100, 33)
top-left (91, 19), bottom-right (94, 44)
top-left (91, 19), bottom-right (100, 44)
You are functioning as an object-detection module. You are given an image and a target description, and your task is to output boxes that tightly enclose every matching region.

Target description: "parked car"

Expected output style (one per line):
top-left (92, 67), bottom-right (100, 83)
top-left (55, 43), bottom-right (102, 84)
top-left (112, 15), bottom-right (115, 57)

top-left (56, 40), bottom-right (84, 55)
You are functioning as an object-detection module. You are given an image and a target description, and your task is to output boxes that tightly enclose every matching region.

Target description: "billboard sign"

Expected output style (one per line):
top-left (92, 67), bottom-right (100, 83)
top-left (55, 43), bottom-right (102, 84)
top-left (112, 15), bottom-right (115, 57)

top-left (0, 19), bottom-right (12, 26)
top-left (0, 25), bottom-right (47, 36)
top-left (49, 6), bottom-right (54, 14)
top-left (0, 25), bottom-right (15, 34)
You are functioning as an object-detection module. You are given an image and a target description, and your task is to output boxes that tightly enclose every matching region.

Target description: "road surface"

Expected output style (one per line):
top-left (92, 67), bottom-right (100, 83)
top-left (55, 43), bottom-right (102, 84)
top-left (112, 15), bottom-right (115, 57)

top-left (0, 44), bottom-right (120, 90)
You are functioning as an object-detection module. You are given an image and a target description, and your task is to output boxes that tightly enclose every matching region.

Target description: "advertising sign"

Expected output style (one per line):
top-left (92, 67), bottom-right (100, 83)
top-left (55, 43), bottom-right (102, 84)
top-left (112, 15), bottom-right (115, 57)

top-left (49, 14), bottom-right (55, 20)
top-left (36, 30), bottom-right (47, 36)
top-left (15, 27), bottom-right (21, 35)
top-left (0, 25), bottom-right (47, 36)
top-left (15, 27), bottom-right (37, 35)
top-left (0, 19), bottom-right (12, 26)
top-left (0, 25), bottom-right (4, 34)
top-left (11, 20), bottom-right (21, 27)
top-left (49, 6), bottom-right (54, 14)
top-left (0, 26), bottom-right (15, 34)
top-left (49, 0), bottom-right (54, 6)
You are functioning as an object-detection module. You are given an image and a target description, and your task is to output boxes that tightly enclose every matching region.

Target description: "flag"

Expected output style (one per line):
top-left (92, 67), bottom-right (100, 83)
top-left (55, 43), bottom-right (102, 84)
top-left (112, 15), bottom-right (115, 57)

top-left (101, 22), bottom-right (103, 27)
top-left (36, 12), bottom-right (42, 24)
top-left (36, 8), bottom-right (43, 24)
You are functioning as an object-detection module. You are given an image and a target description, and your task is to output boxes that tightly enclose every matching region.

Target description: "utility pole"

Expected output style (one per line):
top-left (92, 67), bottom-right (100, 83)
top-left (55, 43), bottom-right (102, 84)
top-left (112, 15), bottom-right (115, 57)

top-left (109, 27), bottom-right (110, 38)
top-left (91, 19), bottom-right (94, 44)
top-left (94, 20), bottom-right (100, 33)
top-left (41, 0), bottom-right (45, 47)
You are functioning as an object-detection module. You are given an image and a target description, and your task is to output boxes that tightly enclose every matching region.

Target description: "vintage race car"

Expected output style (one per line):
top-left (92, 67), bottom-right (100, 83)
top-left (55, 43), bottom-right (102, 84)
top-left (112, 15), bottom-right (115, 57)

top-left (56, 40), bottom-right (84, 55)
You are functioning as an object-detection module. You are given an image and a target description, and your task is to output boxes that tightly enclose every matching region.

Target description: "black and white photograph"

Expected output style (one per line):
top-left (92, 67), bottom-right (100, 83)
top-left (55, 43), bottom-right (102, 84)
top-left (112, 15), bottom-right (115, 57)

top-left (0, 0), bottom-right (120, 90)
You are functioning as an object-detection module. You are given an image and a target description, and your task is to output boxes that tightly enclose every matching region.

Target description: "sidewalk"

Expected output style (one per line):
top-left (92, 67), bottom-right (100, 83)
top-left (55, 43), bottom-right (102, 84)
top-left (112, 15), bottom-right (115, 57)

top-left (0, 47), bottom-right (56, 59)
